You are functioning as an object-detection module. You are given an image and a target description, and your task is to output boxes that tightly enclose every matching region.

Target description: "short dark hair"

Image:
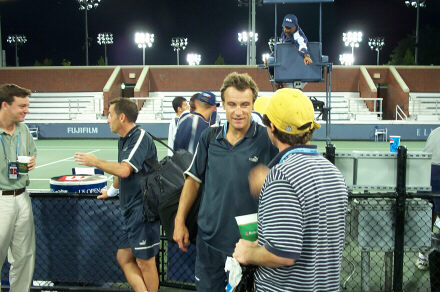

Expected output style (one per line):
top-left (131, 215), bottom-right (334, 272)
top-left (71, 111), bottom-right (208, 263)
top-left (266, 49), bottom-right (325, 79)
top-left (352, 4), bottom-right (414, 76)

top-left (262, 114), bottom-right (314, 145)
top-left (0, 84), bottom-right (31, 109)
top-left (109, 98), bottom-right (138, 123)
top-left (189, 93), bottom-right (198, 112)
top-left (220, 72), bottom-right (258, 102)
top-left (172, 96), bottom-right (187, 113)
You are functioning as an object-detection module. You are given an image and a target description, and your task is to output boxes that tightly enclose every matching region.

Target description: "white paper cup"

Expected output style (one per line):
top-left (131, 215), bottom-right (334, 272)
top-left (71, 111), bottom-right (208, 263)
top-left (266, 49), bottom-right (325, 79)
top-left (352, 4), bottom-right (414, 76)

top-left (17, 156), bottom-right (31, 175)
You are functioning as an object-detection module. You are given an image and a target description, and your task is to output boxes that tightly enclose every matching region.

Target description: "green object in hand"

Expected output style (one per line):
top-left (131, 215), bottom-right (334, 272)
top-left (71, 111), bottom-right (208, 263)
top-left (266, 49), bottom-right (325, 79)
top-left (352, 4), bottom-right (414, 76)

top-left (235, 213), bottom-right (258, 241)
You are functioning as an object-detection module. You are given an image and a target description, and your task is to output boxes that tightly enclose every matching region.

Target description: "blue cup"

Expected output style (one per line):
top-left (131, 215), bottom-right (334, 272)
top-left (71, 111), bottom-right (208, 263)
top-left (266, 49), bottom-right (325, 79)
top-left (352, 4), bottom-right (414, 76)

top-left (389, 136), bottom-right (400, 153)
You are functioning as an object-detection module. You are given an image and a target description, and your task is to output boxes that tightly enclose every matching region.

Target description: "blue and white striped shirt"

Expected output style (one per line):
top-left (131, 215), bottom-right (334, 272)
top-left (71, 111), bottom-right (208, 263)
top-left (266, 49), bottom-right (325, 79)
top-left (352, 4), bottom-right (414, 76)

top-left (255, 146), bottom-right (348, 292)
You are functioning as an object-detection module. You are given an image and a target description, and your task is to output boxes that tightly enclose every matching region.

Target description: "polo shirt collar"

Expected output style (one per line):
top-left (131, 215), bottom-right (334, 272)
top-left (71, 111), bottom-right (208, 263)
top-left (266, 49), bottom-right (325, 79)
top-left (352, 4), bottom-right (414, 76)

top-left (192, 112), bottom-right (209, 123)
top-left (122, 125), bottom-right (140, 140)
top-left (218, 121), bottom-right (257, 140)
top-left (268, 144), bottom-right (318, 168)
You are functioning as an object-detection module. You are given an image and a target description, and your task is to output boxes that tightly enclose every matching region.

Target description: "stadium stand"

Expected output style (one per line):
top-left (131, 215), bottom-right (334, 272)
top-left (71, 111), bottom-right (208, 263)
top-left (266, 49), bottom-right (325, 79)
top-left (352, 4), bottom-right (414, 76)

top-left (26, 92), bottom-right (103, 121)
top-left (137, 91), bottom-right (380, 123)
top-left (408, 92), bottom-right (440, 121)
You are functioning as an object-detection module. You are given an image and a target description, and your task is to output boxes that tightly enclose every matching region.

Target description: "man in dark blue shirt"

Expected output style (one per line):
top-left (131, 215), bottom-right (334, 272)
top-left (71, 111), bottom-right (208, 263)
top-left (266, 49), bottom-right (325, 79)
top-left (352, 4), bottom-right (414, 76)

top-left (173, 91), bottom-right (219, 154)
top-left (173, 72), bottom-right (278, 292)
top-left (75, 98), bottom-right (160, 292)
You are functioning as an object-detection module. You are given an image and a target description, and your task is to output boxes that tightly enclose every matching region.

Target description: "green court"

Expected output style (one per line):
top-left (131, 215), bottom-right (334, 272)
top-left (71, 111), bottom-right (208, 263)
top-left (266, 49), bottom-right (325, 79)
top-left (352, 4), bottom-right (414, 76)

top-left (28, 139), bottom-right (427, 192)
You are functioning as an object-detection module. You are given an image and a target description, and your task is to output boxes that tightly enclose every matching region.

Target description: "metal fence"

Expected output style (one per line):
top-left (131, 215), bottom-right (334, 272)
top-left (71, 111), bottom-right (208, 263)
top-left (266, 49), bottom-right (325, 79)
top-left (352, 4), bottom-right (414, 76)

top-left (1, 193), bottom-right (439, 292)
top-left (1, 149), bottom-right (440, 291)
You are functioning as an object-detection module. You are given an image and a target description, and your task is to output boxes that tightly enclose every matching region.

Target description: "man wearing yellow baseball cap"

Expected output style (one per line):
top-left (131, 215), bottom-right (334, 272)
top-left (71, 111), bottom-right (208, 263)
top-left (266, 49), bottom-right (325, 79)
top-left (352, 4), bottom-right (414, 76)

top-left (233, 88), bottom-right (348, 292)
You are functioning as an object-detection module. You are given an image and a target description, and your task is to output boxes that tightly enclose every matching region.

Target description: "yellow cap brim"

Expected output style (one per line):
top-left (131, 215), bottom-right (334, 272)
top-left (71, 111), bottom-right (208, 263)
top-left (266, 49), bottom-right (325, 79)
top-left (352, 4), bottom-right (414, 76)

top-left (254, 96), bottom-right (271, 115)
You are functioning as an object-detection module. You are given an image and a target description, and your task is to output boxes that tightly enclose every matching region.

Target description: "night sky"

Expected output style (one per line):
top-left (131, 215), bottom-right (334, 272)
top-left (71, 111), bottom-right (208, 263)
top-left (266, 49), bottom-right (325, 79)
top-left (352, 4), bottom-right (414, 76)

top-left (1, 0), bottom-right (439, 66)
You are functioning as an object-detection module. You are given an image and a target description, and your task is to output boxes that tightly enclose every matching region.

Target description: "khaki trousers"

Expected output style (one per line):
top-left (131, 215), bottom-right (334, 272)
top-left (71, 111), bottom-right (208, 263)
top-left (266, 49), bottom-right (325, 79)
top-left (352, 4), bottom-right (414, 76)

top-left (0, 191), bottom-right (36, 292)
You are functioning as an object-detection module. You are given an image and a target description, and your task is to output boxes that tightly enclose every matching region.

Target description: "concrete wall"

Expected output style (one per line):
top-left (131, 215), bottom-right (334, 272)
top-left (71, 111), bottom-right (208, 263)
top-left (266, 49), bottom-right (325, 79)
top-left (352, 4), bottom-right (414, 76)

top-left (1, 65), bottom-right (439, 120)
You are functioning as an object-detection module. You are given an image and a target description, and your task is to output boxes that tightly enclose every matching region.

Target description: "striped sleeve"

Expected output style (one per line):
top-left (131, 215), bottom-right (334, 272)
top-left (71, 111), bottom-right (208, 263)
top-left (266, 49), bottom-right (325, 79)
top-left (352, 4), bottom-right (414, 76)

top-left (259, 169), bottom-right (303, 259)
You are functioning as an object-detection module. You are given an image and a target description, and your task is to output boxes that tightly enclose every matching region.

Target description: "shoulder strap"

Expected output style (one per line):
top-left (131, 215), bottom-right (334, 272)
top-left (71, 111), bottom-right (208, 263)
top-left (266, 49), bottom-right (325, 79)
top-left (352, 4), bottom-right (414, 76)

top-left (147, 131), bottom-right (175, 154)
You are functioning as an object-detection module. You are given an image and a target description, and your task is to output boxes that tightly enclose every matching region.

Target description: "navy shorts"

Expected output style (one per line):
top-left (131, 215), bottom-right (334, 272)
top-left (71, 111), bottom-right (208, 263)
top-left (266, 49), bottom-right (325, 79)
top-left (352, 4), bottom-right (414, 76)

top-left (119, 204), bottom-right (160, 259)
top-left (432, 165), bottom-right (440, 214)
top-left (195, 233), bottom-right (228, 292)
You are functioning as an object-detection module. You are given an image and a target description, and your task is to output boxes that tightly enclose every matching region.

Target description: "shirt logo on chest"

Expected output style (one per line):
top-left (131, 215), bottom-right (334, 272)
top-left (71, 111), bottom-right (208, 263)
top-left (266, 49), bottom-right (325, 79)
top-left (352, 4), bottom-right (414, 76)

top-left (249, 155), bottom-right (259, 162)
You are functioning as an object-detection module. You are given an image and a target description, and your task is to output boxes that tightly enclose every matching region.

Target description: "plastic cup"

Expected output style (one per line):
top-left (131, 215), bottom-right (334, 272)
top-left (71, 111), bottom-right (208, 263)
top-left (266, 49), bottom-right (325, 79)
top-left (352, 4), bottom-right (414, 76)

top-left (235, 213), bottom-right (258, 241)
top-left (389, 136), bottom-right (401, 153)
top-left (17, 156), bottom-right (31, 175)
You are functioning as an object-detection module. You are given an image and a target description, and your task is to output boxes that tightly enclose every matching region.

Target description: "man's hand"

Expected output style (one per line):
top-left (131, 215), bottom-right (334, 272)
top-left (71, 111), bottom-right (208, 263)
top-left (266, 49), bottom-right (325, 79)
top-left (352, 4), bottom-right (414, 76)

top-left (173, 220), bottom-right (190, 252)
top-left (304, 54), bottom-right (313, 65)
top-left (28, 156), bottom-right (36, 171)
top-left (233, 239), bottom-right (258, 265)
top-left (97, 188), bottom-right (109, 200)
top-left (74, 152), bottom-right (98, 167)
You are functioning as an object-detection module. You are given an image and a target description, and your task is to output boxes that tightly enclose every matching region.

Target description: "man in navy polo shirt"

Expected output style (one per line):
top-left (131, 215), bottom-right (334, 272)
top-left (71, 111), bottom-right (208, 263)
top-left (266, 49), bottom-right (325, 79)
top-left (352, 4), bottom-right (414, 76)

top-left (233, 89), bottom-right (348, 292)
top-left (173, 72), bottom-right (278, 291)
top-left (75, 98), bottom-right (159, 292)
top-left (173, 91), bottom-right (219, 154)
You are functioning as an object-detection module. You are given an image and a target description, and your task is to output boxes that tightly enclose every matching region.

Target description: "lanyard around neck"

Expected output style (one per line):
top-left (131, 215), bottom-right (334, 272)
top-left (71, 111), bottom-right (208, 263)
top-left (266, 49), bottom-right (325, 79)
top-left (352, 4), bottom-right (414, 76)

top-left (280, 147), bottom-right (318, 163)
top-left (0, 135), bottom-right (20, 161)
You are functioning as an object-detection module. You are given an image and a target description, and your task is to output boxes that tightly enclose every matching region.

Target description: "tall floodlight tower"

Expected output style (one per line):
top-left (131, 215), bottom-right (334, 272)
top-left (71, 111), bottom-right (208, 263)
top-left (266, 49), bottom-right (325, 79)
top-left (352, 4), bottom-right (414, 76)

top-left (187, 53), bottom-right (201, 66)
top-left (77, 0), bottom-right (101, 66)
top-left (368, 37), bottom-right (384, 65)
top-left (238, 31), bottom-right (259, 65)
top-left (237, 0), bottom-right (263, 65)
top-left (171, 37), bottom-right (188, 65)
top-left (7, 35), bottom-right (27, 66)
top-left (343, 31), bottom-right (362, 64)
top-left (135, 32), bottom-right (154, 65)
top-left (404, 0), bottom-right (426, 64)
top-left (97, 33), bottom-right (113, 65)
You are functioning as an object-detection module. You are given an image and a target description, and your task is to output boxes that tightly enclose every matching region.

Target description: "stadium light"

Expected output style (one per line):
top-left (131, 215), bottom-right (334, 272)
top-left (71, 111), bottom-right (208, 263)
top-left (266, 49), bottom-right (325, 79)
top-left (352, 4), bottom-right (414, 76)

top-left (135, 32), bottom-right (154, 65)
top-left (238, 31), bottom-right (258, 65)
top-left (262, 53), bottom-right (270, 63)
top-left (339, 53), bottom-right (354, 66)
top-left (268, 37), bottom-right (281, 53)
top-left (343, 31), bottom-right (362, 64)
top-left (404, 0), bottom-right (426, 64)
top-left (7, 35), bottom-right (27, 66)
top-left (187, 53), bottom-right (201, 66)
top-left (97, 32), bottom-right (113, 65)
top-left (171, 37), bottom-right (188, 65)
top-left (77, 0), bottom-right (101, 66)
top-left (368, 37), bottom-right (384, 65)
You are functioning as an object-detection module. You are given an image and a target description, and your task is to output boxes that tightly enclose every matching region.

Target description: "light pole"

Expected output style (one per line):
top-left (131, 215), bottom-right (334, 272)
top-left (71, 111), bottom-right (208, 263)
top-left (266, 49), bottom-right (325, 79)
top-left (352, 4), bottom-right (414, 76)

top-left (343, 31), bottom-right (362, 64)
top-left (268, 37), bottom-right (281, 53)
top-left (97, 32), bottom-right (113, 65)
top-left (238, 31), bottom-right (258, 65)
top-left (77, 0), bottom-right (101, 66)
top-left (404, 0), bottom-right (426, 64)
top-left (186, 53), bottom-right (201, 66)
top-left (237, 0), bottom-right (262, 66)
top-left (7, 35), bottom-right (27, 66)
top-left (368, 37), bottom-right (384, 65)
top-left (171, 37), bottom-right (187, 65)
top-left (135, 32), bottom-right (154, 65)
top-left (339, 53), bottom-right (354, 66)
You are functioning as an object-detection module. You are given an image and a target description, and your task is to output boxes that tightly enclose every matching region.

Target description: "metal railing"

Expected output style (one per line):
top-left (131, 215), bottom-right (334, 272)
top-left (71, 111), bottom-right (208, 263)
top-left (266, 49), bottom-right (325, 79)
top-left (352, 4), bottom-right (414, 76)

top-left (131, 97), bottom-right (165, 120)
top-left (347, 97), bottom-right (383, 120)
top-left (409, 98), bottom-right (440, 120)
top-left (396, 104), bottom-right (408, 120)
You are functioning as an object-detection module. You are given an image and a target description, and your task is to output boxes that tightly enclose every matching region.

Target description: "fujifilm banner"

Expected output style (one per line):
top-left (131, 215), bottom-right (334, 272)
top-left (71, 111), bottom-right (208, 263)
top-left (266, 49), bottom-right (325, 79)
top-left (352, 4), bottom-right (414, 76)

top-left (26, 123), bottom-right (169, 139)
